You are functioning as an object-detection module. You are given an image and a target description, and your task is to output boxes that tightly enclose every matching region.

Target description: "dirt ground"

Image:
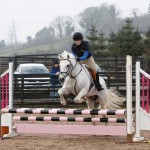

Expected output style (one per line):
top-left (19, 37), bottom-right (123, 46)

top-left (0, 131), bottom-right (150, 150)
top-left (1, 113), bottom-right (150, 150)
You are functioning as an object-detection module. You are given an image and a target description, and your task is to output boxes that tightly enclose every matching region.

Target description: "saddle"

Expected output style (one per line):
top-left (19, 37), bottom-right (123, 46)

top-left (85, 65), bottom-right (104, 91)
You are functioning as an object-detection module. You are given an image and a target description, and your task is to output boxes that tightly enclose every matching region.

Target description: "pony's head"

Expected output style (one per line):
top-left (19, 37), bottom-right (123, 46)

top-left (58, 51), bottom-right (75, 83)
top-left (58, 50), bottom-right (75, 60)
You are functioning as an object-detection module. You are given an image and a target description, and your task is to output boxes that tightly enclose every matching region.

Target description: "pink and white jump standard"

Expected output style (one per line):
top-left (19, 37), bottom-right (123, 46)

top-left (0, 62), bottom-right (16, 137)
top-left (0, 56), bottom-right (150, 142)
top-left (133, 61), bottom-right (150, 142)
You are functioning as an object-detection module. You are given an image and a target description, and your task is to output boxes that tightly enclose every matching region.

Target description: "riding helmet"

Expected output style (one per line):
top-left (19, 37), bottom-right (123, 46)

top-left (73, 32), bottom-right (83, 41)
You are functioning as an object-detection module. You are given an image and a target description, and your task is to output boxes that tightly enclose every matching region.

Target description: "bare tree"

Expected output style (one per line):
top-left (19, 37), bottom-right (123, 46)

top-left (52, 16), bottom-right (64, 38)
top-left (52, 16), bottom-right (75, 38)
top-left (77, 7), bottom-right (99, 32)
top-left (64, 17), bottom-right (75, 36)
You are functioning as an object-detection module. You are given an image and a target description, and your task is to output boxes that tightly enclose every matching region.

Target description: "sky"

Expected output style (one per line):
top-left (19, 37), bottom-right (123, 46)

top-left (0, 0), bottom-right (149, 43)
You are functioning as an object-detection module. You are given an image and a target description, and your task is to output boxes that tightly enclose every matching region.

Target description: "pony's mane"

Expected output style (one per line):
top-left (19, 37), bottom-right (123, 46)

top-left (59, 51), bottom-right (75, 60)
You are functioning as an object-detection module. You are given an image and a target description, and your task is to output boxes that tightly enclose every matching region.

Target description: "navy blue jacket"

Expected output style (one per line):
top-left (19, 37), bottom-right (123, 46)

top-left (72, 40), bottom-right (92, 61)
top-left (49, 66), bottom-right (60, 85)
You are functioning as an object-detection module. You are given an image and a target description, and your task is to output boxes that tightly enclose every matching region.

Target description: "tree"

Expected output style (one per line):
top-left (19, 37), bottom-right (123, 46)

top-left (108, 32), bottom-right (117, 55)
top-left (78, 7), bottom-right (99, 33)
top-left (86, 23), bottom-right (98, 54)
top-left (131, 29), bottom-right (144, 56)
top-left (52, 17), bottom-right (64, 38)
top-left (27, 36), bottom-right (32, 46)
top-left (97, 30), bottom-right (106, 54)
top-left (148, 3), bottom-right (150, 15)
top-left (52, 16), bottom-right (75, 38)
top-left (48, 26), bottom-right (55, 48)
top-left (35, 27), bottom-right (52, 45)
top-left (64, 17), bottom-right (75, 36)
top-left (77, 4), bottom-right (119, 36)
top-left (111, 18), bottom-right (144, 57)
top-left (144, 27), bottom-right (150, 56)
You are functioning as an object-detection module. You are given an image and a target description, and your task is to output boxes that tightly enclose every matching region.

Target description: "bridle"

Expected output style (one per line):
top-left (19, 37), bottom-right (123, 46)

top-left (59, 59), bottom-right (82, 79)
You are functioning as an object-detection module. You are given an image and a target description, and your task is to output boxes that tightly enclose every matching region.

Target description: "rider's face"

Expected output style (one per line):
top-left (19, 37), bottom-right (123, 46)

top-left (54, 64), bottom-right (59, 67)
top-left (74, 40), bottom-right (82, 45)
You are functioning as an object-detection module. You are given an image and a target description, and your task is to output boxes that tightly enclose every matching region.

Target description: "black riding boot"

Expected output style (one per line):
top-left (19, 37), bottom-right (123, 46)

top-left (94, 73), bottom-right (104, 91)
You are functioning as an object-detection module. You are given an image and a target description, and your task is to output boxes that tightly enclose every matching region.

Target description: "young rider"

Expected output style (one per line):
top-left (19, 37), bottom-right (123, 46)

top-left (71, 32), bottom-right (103, 91)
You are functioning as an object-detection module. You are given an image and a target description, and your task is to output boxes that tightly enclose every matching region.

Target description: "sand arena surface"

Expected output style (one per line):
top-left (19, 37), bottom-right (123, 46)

top-left (1, 111), bottom-right (150, 150)
top-left (0, 132), bottom-right (150, 150)
top-left (0, 131), bottom-right (150, 150)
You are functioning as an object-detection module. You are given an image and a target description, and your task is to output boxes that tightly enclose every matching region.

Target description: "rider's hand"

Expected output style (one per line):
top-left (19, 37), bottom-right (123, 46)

top-left (56, 72), bottom-right (60, 75)
top-left (76, 57), bottom-right (80, 62)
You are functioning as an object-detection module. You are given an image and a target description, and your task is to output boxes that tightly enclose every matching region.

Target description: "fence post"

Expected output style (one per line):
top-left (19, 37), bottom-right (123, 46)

top-left (141, 57), bottom-right (144, 70)
top-left (14, 56), bottom-right (17, 70)
top-left (107, 75), bottom-right (110, 89)
top-left (44, 54), bottom-right (46, 66)
top-left (115, 57), bottom-right (118, 72)
top-left (148, 58), bottom-right (150, 72)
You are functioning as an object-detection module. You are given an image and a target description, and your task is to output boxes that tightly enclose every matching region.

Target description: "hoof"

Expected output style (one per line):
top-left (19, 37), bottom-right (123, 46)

top-left (60, 100), bottom-right (67, 106)
top-left (74, 98), bottom-right (83, 104)
top-left (81, 97), bottom-right (86, 102)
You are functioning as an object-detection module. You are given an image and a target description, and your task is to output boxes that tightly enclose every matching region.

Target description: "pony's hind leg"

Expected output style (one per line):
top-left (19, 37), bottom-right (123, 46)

top-left (97, 90), bottom-right (108, 110)
top-left (86, 97), bottom-right (97, 126)
top-left (86, 97), bottom-right (95, 109)
top-left (97, 91), bottom-right (108, 125)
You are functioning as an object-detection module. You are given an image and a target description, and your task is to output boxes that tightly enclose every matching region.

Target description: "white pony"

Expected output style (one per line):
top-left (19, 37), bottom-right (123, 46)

top-left (58, 51), bottom-right (125, 109)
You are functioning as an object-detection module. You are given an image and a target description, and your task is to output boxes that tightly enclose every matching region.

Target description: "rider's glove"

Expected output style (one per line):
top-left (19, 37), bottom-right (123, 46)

top-left (76, 57), bottom-right (80, 62)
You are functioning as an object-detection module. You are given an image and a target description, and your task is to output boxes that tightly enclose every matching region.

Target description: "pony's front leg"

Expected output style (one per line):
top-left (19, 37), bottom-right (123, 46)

top-left (74, 89), bottom-right (88, 103)
top-left (58, 88), bottom-right (69, 105)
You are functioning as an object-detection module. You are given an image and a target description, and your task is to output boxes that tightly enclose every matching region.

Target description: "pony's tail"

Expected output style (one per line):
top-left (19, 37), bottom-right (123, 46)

top-left (106, 89), bottom-right (125, 109)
